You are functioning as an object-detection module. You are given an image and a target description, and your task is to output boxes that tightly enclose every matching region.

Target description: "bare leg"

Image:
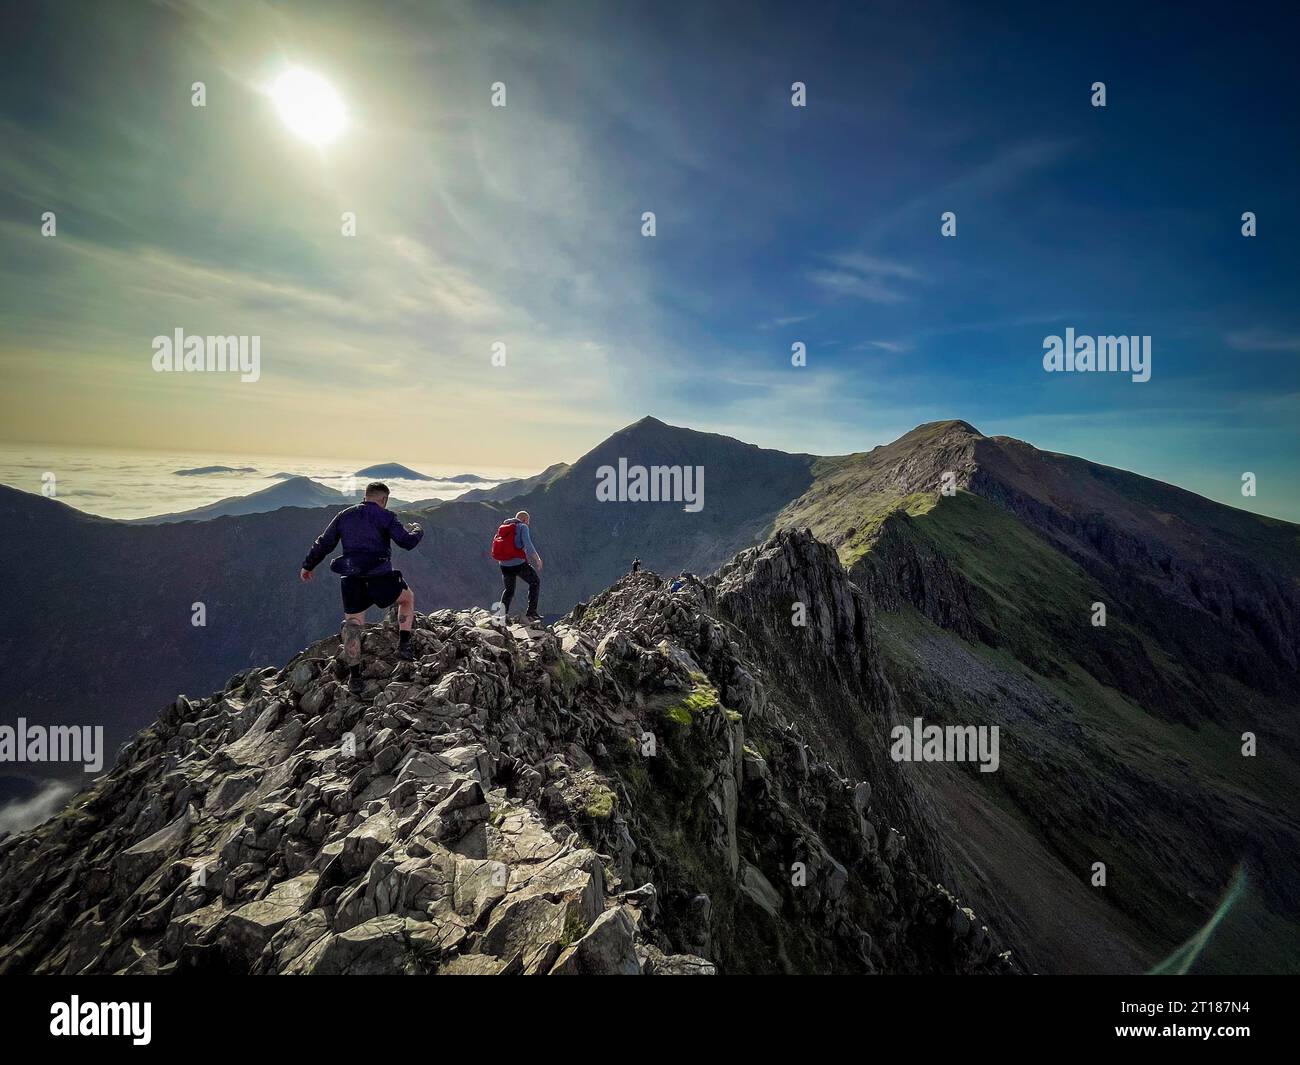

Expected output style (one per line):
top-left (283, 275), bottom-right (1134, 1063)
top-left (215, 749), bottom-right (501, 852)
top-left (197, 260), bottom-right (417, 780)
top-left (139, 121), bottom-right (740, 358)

top-left (341, 614), bottom-right (364, 667)
top-left (396, 588), bottom-right (415, 631)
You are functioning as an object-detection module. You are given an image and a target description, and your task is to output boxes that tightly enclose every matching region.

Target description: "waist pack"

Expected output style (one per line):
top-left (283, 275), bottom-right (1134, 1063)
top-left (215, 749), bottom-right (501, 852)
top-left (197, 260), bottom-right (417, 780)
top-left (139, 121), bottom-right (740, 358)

top-left (329, 552), bottom-right (388, 578)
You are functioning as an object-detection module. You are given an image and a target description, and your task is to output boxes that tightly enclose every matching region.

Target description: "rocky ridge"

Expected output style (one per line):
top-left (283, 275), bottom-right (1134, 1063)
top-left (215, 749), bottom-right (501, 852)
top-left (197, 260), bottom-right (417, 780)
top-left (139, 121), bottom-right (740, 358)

top-left (0, 530), bottom-right (1010, 975)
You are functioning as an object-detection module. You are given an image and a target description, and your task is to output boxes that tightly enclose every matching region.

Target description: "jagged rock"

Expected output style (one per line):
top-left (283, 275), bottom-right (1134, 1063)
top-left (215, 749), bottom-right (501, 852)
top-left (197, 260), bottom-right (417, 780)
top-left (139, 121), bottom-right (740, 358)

top-left (340, 812), bottom-right (397, 877)
top-left (285, 915), bottom-right (430, 975)
top-left (288, 660), bottom-right (320, 694)
top-left (640, 944), bottom-right (717, 975)
top-left (737, 862), bottom-right (783, 917)
top-left (114, 807), bottom-right (193, 895)
top-left (264, 907), bottom-right (330, 971)
top-left (452, 857), bottom-right (508, 923)
top-left (396, 745), bottom-right (491, 790)
top-left (205, 770), bottom-right (261, 813)
top-left (162, 900), bottom-right (225, 964)
top-left (438, 953), bottom-right (512, 975)
top-left (550, 906), bottom-right (641, 974)
top-left (479, 894), bottom-right (571, 974)
top-left (220, 873), bottom-right (318, 964)
top-left (685, 893), bottom-right (712, 958)
top-left (411, 780), bottom-right (490, 848)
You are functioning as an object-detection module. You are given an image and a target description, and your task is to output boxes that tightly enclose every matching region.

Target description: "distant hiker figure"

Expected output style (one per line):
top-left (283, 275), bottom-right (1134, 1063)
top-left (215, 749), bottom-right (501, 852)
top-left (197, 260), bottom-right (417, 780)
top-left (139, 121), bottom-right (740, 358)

top-left (631, 558), bottom-right (641, 574)
top-left (491, 510), bottom-right (543, 623)
top-left (300, 481), bottom-right (424, 694)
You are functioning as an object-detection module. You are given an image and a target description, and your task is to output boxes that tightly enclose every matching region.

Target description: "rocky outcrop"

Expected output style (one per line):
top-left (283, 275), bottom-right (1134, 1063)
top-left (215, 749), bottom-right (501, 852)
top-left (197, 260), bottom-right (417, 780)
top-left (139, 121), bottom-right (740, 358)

top-left (567, 529), bottom-right (1009, 972)
top-left (0, 534), bottom-right (1010, 975)
top-left (847, 512), bottom-right (988, 644)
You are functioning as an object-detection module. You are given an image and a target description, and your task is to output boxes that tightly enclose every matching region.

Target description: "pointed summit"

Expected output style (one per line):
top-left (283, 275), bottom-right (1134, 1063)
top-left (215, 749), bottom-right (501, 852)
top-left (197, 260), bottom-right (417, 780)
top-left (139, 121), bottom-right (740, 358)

top-left (602, 415), bottom-right (677, 447)
top-left (903, 419), bottom-right (984, 440)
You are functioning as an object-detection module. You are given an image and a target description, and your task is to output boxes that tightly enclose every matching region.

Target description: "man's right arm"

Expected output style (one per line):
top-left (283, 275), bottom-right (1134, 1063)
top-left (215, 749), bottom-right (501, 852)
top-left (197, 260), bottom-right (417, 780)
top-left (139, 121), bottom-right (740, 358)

top-left (384, 510), bottom-right (424, 551)
top-left (302, 513), bottom-right (342, 572)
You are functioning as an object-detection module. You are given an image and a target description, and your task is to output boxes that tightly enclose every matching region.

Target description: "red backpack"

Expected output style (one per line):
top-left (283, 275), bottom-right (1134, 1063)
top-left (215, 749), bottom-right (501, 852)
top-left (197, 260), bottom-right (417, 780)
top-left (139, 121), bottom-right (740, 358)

top-left (491, 520), bottom-right (526, 562)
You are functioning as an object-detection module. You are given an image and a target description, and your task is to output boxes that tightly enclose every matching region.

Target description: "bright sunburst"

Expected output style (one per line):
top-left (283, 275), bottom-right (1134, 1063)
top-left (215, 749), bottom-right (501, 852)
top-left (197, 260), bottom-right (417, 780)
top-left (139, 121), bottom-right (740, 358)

top-left (270, 68), bottom-right (345, 145)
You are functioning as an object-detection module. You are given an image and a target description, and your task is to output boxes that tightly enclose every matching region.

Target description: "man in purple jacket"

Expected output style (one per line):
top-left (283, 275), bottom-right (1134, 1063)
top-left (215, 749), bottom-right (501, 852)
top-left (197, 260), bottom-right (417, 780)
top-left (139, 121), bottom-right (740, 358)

top-left (300, 482), bottom-right (424, 692)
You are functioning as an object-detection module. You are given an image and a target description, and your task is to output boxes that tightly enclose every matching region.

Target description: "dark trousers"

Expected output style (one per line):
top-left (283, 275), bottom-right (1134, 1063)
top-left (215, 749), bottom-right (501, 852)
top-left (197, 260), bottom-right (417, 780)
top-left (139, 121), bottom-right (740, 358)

top-left (500, 562), bottom-right (540, 615)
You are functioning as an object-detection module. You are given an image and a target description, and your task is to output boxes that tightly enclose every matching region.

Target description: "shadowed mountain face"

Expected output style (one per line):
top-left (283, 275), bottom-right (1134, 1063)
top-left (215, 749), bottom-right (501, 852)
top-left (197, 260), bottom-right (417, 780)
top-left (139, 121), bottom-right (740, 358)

top-left (481, 416), bottom-right (817, 594)
top-left (0, 416), bottom-right (1295, 973)
top-left (776, 419), bottom-right (1300, 973)
top-left (455, 463), bottom-right (570, 504)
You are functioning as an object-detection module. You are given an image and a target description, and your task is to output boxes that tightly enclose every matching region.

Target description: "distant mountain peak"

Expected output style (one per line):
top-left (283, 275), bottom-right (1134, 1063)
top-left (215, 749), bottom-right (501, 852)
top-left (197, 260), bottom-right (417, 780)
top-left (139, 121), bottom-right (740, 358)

top-left (173, 465), bottom-right (258, 476)
top-left (129, 477), bottom-right (352, 524)
top-left (611, 415), bottom-right (678, 440)
top-left (909, 419), bottom-right (984, 438)
top-left (354, 463), bottom-right (434, 481)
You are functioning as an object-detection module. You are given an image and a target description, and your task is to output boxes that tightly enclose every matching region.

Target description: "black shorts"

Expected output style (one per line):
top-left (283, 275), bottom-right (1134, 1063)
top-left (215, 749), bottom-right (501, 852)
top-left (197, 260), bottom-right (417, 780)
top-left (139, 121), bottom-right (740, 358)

top-left (340, 571), bottom-right (407, 614)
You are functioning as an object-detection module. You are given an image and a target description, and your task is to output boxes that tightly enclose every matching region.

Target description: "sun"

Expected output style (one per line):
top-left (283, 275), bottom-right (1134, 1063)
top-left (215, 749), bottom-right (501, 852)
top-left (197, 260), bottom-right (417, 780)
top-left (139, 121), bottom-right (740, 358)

top-left (270, 68), bottom-right (346, 145)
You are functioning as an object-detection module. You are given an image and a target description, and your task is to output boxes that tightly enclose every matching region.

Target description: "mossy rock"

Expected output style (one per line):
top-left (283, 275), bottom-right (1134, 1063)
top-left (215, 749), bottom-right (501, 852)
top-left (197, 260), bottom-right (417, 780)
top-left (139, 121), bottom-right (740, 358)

top-left (659, 684), bottom-right (723, 727)
top-left (547, 657), bottom-right (582, 696)
top-left (584, 784), bottom-right (617, 820)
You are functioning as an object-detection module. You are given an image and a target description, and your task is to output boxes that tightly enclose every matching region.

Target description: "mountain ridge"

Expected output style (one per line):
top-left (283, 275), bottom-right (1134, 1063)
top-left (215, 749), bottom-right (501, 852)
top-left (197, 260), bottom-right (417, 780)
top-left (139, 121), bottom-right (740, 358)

top-left (1, 415), bottom-right (1295, 972)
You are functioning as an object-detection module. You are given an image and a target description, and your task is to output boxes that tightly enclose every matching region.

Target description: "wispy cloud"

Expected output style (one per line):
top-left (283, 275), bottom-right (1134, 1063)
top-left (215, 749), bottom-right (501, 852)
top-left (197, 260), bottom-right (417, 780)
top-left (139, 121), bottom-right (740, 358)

top-left (941, 138), bottom-right (1074, 202)
top-left (858, 138), bottom-right (1075, 245)
top-left (809, 253), bottom-right (922, 304)
top-left (759, 312), bottom-right (817, 330)
top-left (1225, 328), bottom-right (1300, 353)
top-left (0, 780), bottom-right (73, 835)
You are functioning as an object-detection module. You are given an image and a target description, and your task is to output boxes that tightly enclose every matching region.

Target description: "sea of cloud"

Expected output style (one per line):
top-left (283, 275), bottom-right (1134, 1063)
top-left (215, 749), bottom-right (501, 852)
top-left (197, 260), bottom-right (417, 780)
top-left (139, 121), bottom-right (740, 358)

top-left (0, 446), bottom-right (533, 520)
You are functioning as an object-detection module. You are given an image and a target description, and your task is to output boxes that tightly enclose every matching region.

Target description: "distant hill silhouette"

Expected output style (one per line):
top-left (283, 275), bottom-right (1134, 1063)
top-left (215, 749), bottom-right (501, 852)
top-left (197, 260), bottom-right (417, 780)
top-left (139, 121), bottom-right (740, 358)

top-left (131, 477), bottom-right (362, 524)
top-left (354, 463), bottom-right (434, 481)
top-left (173, 465), bottom-right (257, 476)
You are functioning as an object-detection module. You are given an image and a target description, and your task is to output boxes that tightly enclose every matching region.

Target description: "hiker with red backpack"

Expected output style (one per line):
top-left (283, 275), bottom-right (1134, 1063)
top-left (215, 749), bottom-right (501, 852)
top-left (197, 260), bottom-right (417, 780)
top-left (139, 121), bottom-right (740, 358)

top-left (490, 510), bottom-right (543, 623)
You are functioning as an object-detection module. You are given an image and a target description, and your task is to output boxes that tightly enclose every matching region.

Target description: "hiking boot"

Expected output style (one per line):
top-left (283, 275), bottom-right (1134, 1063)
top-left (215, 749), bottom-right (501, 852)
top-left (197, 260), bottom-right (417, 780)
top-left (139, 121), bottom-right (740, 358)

top-left (397, 643), bottom-right (415, 662)
top-left (525, 613), bottom-right (543, 626)
top-left (348, 674), bottom-right (365, 696)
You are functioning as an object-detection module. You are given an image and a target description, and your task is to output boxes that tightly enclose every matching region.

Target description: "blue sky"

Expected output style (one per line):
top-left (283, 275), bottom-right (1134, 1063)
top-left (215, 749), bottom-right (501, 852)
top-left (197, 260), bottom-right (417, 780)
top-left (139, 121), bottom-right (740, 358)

top-left (1, 0), bottom-right (1297, 518)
